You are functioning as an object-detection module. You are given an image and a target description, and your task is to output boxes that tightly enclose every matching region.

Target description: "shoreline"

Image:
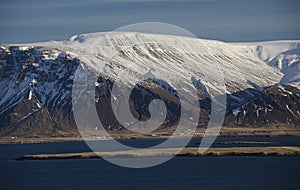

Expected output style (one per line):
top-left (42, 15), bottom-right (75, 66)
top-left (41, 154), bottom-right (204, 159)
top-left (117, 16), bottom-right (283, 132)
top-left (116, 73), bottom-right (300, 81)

top-left (1, 127), bottom-right (300, 145)
top-left (17, 146), bottom-right (300, 160)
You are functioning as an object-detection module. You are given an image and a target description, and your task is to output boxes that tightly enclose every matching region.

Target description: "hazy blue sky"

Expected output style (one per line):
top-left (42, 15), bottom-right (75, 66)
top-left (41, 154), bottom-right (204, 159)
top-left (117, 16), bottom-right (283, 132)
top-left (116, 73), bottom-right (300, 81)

top-left (0, 0), bottom-right (299, 43)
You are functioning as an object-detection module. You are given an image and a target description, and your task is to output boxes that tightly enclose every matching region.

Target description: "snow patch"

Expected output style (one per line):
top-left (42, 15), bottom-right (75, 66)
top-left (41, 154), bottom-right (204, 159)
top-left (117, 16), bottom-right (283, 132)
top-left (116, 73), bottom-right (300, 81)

top-left (28, 90), bottom-right (33, 100)
top-left (232, 107), bottom-right (241, 116)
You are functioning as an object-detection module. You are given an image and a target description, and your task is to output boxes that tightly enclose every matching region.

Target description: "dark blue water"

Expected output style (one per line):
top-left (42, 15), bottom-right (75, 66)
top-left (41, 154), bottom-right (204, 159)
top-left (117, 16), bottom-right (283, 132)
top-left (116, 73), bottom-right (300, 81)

top-left (2, 136), bottom-right (300, 160)
top-left (0, 137), bottom-right (300, 190)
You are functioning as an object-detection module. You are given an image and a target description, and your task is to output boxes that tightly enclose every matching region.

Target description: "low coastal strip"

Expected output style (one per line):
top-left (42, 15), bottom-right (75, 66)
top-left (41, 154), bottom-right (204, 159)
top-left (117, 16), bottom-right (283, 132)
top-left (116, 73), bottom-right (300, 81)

top-left (17, 146), bottom-right (300, 160)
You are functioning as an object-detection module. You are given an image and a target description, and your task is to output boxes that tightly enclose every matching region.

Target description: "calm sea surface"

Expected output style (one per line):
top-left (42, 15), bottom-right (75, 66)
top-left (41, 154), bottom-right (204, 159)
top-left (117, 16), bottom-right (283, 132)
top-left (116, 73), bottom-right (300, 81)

top-left (0, 137), bottom-right (300, 190)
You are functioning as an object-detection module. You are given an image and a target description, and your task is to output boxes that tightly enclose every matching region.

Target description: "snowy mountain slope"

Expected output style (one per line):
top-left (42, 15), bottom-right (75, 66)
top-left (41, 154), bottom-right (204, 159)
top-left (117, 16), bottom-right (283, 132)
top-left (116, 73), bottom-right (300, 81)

top-left (25, 32), bottom-right (299, 91)
top-left (65, 32), bottom-right (284, 92)
top-left (48, 32), bottom-right (299, 110)
top-left (0, 32), bottom-right (299, 137)
top-left (231, 41), bottom-right (300, 86)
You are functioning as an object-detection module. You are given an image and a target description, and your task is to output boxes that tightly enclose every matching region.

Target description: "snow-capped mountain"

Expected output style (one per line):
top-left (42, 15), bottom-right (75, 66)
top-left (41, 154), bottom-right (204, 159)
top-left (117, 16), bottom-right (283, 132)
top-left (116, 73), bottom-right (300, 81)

top-left (0, 32), bottom-right (299, 137)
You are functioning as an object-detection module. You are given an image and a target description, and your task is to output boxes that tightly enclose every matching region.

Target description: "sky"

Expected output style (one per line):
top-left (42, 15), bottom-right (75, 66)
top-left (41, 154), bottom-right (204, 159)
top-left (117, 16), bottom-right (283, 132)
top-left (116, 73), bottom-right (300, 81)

top-left (0, 0), bottom-right (300, 43)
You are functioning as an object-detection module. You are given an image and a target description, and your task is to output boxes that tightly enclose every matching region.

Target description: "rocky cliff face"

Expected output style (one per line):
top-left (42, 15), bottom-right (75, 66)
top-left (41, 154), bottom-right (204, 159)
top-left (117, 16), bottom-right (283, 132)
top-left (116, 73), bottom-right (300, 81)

top-left (0, 46), bottom-right (79, 137)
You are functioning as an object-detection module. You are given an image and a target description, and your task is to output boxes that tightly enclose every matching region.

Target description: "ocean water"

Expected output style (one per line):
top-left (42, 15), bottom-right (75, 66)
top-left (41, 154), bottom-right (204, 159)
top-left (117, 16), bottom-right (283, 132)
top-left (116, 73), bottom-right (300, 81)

top-left (0, 137), bottom-right (299, 190)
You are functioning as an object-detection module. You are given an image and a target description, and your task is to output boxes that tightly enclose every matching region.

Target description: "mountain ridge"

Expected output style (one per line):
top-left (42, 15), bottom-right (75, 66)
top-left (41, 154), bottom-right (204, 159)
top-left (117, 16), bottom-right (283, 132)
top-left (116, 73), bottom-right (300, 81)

top-left (0, 32), bottom-right (299, 137)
